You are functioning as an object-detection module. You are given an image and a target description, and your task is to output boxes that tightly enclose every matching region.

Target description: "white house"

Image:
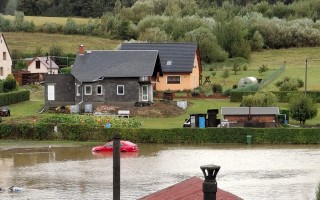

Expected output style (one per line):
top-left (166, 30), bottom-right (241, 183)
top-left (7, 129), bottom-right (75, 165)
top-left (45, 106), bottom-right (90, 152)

top-left (27, 57), bottom-right (59, 74)
top-left (0, 33), bottom-right (12, 80)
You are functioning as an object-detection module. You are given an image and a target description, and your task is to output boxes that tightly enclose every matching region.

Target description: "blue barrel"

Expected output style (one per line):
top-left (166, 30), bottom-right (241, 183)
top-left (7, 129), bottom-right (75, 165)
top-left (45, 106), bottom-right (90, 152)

top-left (199, 117), bottom-right (205, 128)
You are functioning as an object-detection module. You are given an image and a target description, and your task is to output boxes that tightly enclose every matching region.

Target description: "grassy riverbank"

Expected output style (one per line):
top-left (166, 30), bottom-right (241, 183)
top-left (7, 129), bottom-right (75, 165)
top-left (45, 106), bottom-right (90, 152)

top-left (0, 140), bottom-right (100, 148)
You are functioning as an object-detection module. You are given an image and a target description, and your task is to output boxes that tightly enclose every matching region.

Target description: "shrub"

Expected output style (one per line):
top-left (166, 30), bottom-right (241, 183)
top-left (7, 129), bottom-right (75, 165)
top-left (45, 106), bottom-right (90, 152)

top-left (3, 74), bottom-right (17, 92)
top-left (241, 91), bottom-right (278, 107)
top-left (0, 80), bottom-right (3, 93)
top-left (63, 18), bottom-right (78, 34)
top-left (191, 87), bottom-right (201, 97)
top-left (138, 27), bottom-right (170, 42)
top-left (212, 83), bottom-right (222, 93)
top-left (223, 88), bottom-right (232, 96)
top-left (60, 67), bottom-right (72, 74)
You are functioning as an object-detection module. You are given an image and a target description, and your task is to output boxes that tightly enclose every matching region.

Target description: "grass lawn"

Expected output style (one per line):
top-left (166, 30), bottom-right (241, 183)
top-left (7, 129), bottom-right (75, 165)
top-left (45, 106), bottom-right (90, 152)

top-left (4, 32), bottom-right (121, 54)
top-left (4, 15), bottom-right (95, 26)
top-left (203, 47), bottom-right (320, 92)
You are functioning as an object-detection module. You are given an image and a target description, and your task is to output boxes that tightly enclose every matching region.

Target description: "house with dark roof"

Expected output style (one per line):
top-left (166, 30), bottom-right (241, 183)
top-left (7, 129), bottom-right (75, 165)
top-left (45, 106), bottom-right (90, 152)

top-left (0, 33), bottom-right (12, 80)
top-left (44, 45), bottom-right (162, 111)
top-left (120, 43), bottom-right (202, 91)
top-left (220, 107), bottom-right (280, 127)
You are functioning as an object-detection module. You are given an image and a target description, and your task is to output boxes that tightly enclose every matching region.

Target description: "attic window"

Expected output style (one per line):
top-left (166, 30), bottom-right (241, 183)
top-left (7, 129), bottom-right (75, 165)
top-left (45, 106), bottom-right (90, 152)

top-left (36, 60), bottom-right (40, 69)
top-left (166, 60), bottom-right (172, 66)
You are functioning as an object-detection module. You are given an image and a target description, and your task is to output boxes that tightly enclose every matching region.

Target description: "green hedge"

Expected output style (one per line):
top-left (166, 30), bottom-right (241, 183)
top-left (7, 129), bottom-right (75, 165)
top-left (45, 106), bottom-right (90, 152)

top-left (230, 91), bottom-right (255, 102)
top-left (0, 123), bottom-right (319, 144)
top-left (0, 90), bottom-right (30, 106)
top-left (230, 91), bottom-right (320, 103)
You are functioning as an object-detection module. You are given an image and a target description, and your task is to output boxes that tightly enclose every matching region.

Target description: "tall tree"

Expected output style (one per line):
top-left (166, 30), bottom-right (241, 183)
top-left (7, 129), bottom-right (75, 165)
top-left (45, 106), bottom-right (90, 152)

top-left (5, 0), bottom-right (18, 15)
top-left (289, 94), bottom-right (318, 125)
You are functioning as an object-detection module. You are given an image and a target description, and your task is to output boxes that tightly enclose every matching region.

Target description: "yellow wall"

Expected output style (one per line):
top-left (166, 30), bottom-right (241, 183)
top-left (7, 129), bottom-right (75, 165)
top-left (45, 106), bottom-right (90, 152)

top-left (156, 53), bottom-right (200, 91)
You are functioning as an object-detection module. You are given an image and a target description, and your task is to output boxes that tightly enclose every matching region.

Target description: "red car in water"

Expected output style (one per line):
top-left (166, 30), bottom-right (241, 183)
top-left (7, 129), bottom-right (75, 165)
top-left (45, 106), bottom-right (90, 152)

top-left (92, 140), bottom-right (139, 153)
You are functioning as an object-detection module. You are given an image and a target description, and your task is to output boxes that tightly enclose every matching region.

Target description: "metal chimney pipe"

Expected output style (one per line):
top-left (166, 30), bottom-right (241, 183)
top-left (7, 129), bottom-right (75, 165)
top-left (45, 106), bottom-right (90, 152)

top-left (200, 164), bottom-right (221, 200)
top-left (113, 133), bottom-right (121, 200)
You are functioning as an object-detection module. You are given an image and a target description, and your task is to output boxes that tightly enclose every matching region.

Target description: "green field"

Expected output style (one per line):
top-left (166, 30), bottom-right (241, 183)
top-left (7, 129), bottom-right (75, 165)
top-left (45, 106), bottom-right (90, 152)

top-left (4, 32), bottom-right (120, 54)
top-left (4, 15), bottom-right (95, 26)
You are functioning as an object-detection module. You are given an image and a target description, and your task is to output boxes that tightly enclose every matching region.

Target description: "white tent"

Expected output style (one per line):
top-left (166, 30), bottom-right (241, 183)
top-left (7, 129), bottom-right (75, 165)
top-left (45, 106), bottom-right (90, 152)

top-left (237, 77), bottom-right (258, 88)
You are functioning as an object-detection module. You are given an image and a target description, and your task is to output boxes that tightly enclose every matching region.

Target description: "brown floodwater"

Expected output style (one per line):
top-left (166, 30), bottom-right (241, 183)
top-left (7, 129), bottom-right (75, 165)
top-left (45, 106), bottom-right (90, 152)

top-left (0, 143), bottom-right (319, 200)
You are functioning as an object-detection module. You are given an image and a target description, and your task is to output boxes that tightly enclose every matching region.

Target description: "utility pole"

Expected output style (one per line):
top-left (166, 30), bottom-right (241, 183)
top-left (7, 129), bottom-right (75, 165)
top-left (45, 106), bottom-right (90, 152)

top-left (304, 59), bottom-right (307, 95)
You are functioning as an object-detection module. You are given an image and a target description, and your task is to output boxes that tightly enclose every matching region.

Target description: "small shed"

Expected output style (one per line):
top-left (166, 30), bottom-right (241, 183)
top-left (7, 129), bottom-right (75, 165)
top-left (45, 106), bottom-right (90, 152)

top-left (237, 77), bottom-right (258, 88)
top-left (221, 107), bottom-right (280, 128)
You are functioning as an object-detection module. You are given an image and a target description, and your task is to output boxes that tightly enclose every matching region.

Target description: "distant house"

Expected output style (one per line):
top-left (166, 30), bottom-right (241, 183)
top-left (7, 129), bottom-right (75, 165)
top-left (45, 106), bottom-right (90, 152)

top-left (221, 107), bottom-right (280, 127)
top-left (139, 176), bottom-right (242, 200)
top-left (44, 45), bottom-right (162, 111)
top-left (27, 57), bottom-right (59, 75)
top-left (0, 33), bottom-right (12, 80)
top-left (120, 43), bottom-right (202, 91)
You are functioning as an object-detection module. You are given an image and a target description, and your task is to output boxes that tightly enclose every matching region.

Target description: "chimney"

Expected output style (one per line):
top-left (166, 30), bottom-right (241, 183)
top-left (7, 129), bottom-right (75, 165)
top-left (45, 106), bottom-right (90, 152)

top-left (79, 44), bottom-right (85, 55)
top-left (200, 164), bottom-right (220, 200)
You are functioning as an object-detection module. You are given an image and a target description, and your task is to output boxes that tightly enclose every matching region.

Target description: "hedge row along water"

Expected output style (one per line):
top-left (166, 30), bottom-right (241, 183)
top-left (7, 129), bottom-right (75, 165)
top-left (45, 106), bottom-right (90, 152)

top-left (0, 123), bottom-right (319, 144)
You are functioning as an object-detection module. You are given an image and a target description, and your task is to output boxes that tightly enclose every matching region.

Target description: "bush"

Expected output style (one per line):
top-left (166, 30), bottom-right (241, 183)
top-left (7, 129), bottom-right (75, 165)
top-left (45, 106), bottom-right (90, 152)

top-left (0, 80), bottom-right (3, 93)
top-left (223, 88), bottom-right (232, 96)
top-left (0, 90), bottom-right (30, 106)
top-left (3, 75), bottom-right (17, 92)
top-left (191, 87), bottom-right (201, 97)
top-left (212, 83), bottom-right (222, 93)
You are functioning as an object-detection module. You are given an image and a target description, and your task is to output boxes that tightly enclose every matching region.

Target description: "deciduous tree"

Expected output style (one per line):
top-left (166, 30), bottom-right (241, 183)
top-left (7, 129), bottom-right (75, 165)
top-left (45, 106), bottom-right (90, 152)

top-left (289, 94), bottom-right (317, 125)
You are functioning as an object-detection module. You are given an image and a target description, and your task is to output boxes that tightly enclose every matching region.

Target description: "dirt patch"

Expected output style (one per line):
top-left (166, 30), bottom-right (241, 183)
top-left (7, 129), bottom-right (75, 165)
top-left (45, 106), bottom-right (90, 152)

top-left (130, 101), bottom-right (186, 118)
top-left (95, 100), bottom-right (186, 118)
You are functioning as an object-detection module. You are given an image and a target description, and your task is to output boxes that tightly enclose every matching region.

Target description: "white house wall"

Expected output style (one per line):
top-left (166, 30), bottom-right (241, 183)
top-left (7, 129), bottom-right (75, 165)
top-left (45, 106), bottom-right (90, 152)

top-left (27, 60), bottom-right (58, 74)
top-left (0, 34), bottom-right (12, 80)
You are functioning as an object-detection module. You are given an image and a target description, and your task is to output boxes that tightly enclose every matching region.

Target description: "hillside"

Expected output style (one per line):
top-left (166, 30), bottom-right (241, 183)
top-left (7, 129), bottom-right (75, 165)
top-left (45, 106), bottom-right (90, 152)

top-left (4, 32), bottom-right (320, 91)
top-left (4, 32), bottom-right (121, 54)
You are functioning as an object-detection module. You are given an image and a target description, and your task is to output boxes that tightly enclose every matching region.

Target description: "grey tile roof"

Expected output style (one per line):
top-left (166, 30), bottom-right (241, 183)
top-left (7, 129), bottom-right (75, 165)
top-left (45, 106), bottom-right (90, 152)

top-left (71, 50), bottom-right (159, 82)
top-left (120, 43), bottom-right (198, 73)
top-left (221, 107), bottom-right (280, 116)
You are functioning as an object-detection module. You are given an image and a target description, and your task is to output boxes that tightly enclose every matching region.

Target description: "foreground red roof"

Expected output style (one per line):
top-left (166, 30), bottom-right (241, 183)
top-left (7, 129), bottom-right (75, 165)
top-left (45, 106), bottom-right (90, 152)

top-left (139, 176), bottom-right (242, 200)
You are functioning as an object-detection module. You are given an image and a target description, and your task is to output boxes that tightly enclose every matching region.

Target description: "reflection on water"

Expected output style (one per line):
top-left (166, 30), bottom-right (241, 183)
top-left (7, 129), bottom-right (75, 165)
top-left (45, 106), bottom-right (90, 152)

top-left (0, 144), bottom-right (319, 200)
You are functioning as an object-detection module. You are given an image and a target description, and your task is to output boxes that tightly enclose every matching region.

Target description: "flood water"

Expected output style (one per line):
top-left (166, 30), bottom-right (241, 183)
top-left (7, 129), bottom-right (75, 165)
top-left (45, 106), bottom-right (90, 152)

top-left (0, 143), bottom-right (319, 200)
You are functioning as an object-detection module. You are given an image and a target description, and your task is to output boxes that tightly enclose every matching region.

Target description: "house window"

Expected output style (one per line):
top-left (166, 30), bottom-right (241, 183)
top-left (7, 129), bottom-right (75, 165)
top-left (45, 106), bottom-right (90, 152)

top-left (96, 85), bottom-right (102, 95)
top-left (47, 84), bottom-right (55, 101)
top-left (36, 60), bottom-right (40, 69)
top-left (0, 67), bottom-right (3, 76)
top-left (167, 76), bottom-right (180, 84)
top-left (76, 85), bottom-right (81, 96)
top-left (142, 85), bottom-right (148, 101)
top-left (3, 52), bottom-right (6, 60)
top-left (84, 85), bottom-right (92, 95)
top-left (117, 85), bottom-right (124, 95)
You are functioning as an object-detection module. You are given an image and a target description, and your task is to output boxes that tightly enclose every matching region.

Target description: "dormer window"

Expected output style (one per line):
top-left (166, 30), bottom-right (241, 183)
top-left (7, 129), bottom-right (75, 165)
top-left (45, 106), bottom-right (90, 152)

top-left (166, 60), bottom-right (172, 66)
